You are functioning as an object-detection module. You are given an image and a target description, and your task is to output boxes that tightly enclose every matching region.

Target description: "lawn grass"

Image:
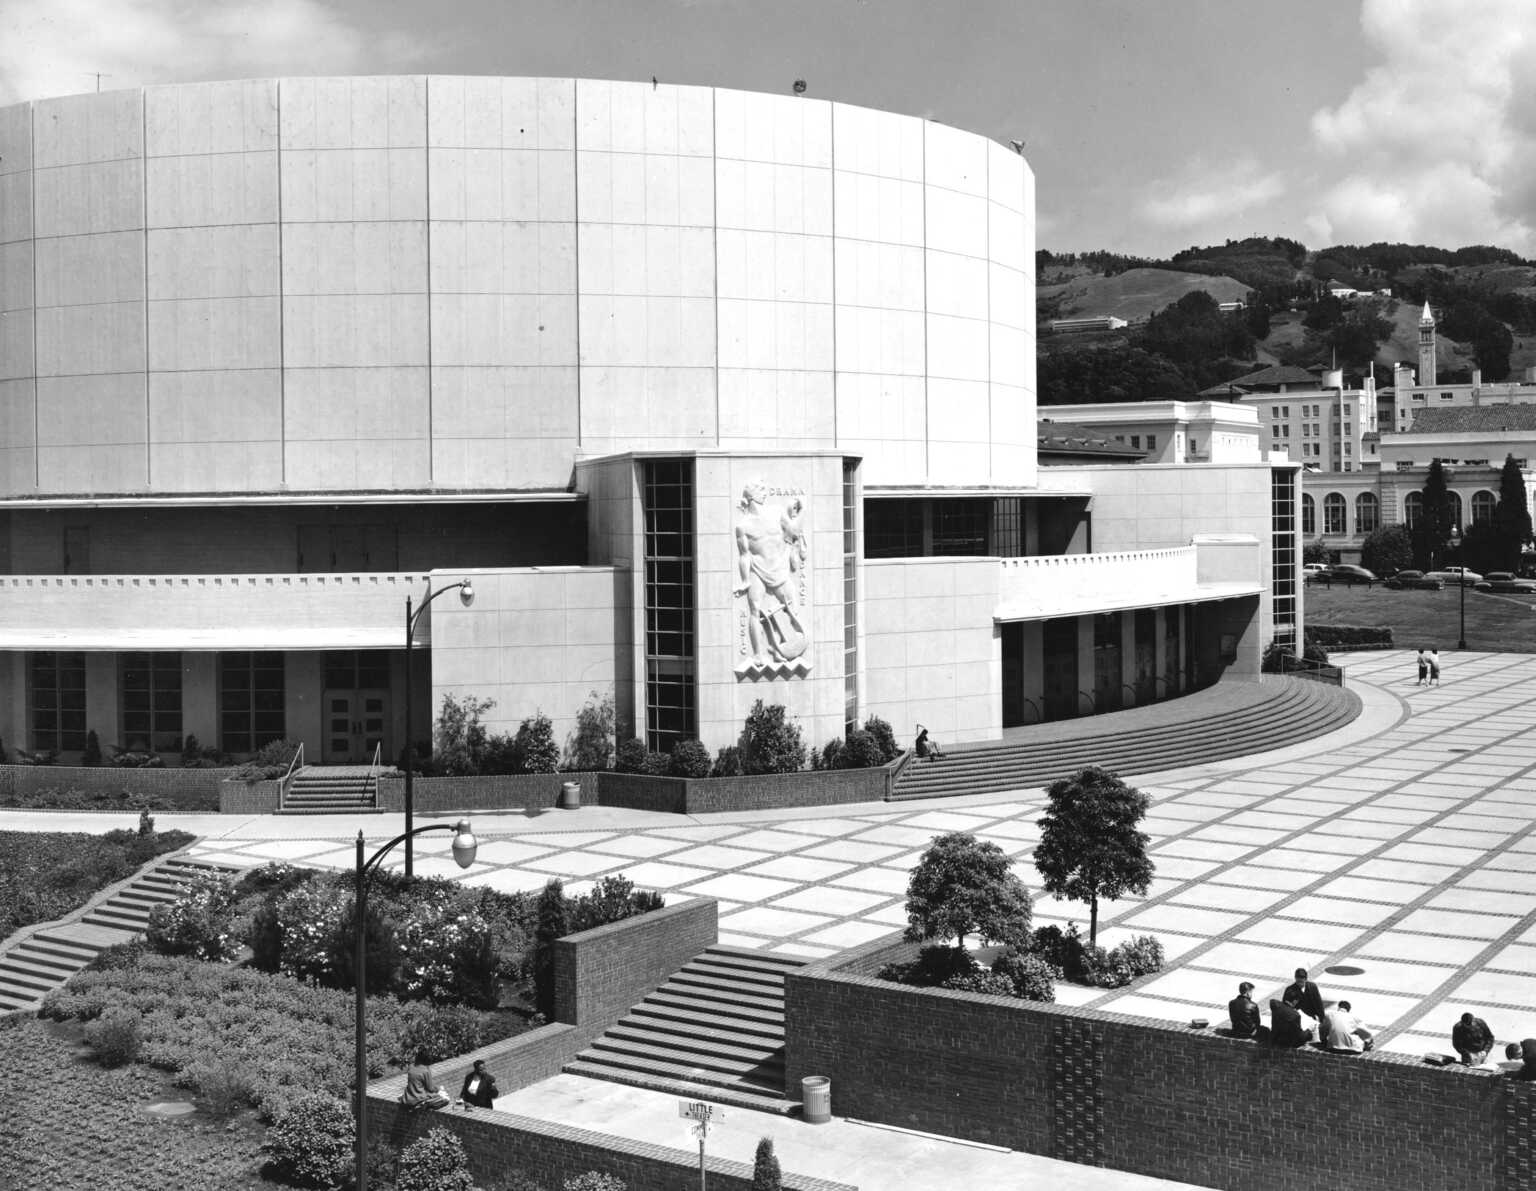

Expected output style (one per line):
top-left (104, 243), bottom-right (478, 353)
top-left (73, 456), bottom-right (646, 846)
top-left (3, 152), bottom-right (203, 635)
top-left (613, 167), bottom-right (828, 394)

top-left (1304, 585), bottom-right (1536, 653)
top-left (0, 1015), bottom-right (268, 1189)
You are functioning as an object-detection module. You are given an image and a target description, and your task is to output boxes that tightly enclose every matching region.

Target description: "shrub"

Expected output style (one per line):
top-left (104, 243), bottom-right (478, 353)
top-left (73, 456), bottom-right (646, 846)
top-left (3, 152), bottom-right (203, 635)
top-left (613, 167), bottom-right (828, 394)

top-left (878, 943), bottom-right (979, 987)
top-left (514, 712), bottom-right (560, 774)
top-left (532, 879), bottom-right (568, 1020)
top-left (186, 1056), bottom-right (258, 1118)
top-left (862, 716), bottom-right (899, 763)
top-left (614, 738), bottom-right (648, 774)
top-left (137, 808), bottom-right (155, 836)
top-left (1304, 624), bottom-right (1392, 647)
top-left (397, 1127), bottom-right (476, 1191)
top-left (109, 749), bottom-right (164, 768)
top-left (813, 738), bottom-right (843, 771)
top-left (837, 729), bottom-right (884, 769)
top-left (738, 700), bottom-right (805, 774)
top-left (641, 750), bottom-right (671, 776)
top-left (146, 872), bottom-right (241, 961)
top-left (752, 1137), bottom-right (782, 1191)
top-left (85, 1010), bottom-right (141, 1067)
top-left (82, 729), bottom-right (103, 765)
top-left (479, 731), bottom-right (521, 775)
top-left (231, 737), bottom-right (301, 782)
top-left (991, 949), bottom-right (1058, 1002)
top-left (263, 1092), bottom-right (354, 1189)
top-left (941, 970), bottom-right (1016, 996)
top-left (435, 694), bottom-right (496, 776)
top-left (0, 735), bottom-right (6, 763)
top-left (564, 689), bottom-right (616, 771)
top-left (710, 745), bottom-right (743, 778)
top-left (1261, 641), bottom-right (1296, 673)
top-left (569, 874), bottom-right (663, 934)
top-left (564, 1175), bottom-right (626, 1191)
top-left (667, 739), bottom-right (711, 778)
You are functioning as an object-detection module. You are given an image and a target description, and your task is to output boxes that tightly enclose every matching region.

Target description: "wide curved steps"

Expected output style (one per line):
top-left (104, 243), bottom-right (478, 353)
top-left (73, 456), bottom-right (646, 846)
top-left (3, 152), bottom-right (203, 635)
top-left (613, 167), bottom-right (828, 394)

top-left (889, 676), bottom-right (1360, 802)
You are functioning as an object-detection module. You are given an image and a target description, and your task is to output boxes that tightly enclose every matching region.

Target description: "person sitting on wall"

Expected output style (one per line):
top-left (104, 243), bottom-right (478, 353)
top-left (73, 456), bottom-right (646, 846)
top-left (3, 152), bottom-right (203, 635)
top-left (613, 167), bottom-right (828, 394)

top-left (1520, 1039), bottom-right (1536, 1081)
top-left (1283, 967), bottom-right (1326, 1034)
top-left (1227, 981), bottom-right (1262, 1039)
top-left (914, 724), bottom-right (944, 761)
top-left (1452, 1012), bottom-right (1496, 1066)
top-left (1323, 1000), bottom-right (1374, 1053)
top-left (1268, 996), bottom-right (1315, 1048)
top-left (458, 1059), bottom-right (499, 1109)
top-left (400, 1051), bottom-right (451, 1109)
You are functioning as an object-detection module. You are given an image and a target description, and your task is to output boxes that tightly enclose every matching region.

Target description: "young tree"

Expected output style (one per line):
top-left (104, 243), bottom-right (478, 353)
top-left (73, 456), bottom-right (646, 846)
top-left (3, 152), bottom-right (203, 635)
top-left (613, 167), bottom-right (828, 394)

top-left (1301, 537), bottom-right (1332, 566)
top-left (513, 711), bottom-right (560, 773)
top-left (1414, 459), bottom-right (1455, 570)
top-left (1034, 766), bottom-right (1154, 946)
top-left (904, 832), bottom-right (1033, 954)
top-left (1493, 453), bottom-right (1533, 571)
top-left (563, 689), bottom-right (616, 771)
top-left (752, 1137), bottom-right (783, 1191)
top-left (738, 700), bottom-right (806, 774)
top-left (533, 878), bottom-right (568, 1020)
top-left (434, 693), bottom-right (495, 776)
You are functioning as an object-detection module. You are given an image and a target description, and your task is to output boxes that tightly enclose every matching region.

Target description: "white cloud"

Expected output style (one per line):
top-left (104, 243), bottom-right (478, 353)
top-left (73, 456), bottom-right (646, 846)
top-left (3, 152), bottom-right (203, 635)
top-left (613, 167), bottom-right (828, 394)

top-left (1138, 159), bottom-right (1286, 229)
top-left (1308, 0), bottom-right (1536, 251)
top-left (0, 0), bottom-right (426, 106)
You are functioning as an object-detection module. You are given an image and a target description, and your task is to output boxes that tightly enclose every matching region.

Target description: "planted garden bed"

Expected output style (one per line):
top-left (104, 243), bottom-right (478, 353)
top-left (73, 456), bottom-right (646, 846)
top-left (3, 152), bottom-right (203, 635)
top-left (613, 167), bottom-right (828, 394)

top-left (0, 825), bottom-right (194, 936)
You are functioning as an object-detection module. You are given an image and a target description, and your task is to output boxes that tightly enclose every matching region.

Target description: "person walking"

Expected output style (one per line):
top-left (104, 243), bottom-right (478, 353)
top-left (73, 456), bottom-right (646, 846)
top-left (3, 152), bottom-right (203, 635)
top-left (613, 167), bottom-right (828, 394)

top-left (1416, 648), bottom-right (1428, 686)
top-left (1428, 649), bottom-right (1441, 686)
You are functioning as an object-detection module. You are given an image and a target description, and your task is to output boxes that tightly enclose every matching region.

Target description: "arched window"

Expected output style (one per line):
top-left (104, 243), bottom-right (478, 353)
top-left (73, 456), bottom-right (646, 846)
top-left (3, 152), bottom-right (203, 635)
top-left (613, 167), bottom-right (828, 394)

top-left (1405, 491), bottom-right (1424, 528)
top-left (1448, 491), bottom-right (1463, 529)
top-left (1472, 490), bottom-right (1497, 526)
top-left (1302, 493), bottom-right (1316, 536)
top-left (1324, 492), bottom-right (1347, 535)
top-left (1355, 492), bottom-right (1379, 535)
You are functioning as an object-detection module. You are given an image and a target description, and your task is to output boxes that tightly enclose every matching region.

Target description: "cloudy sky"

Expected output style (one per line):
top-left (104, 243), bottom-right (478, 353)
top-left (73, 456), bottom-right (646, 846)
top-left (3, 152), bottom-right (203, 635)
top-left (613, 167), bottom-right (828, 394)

top-left (2, 0), bottom-right (1533, 258)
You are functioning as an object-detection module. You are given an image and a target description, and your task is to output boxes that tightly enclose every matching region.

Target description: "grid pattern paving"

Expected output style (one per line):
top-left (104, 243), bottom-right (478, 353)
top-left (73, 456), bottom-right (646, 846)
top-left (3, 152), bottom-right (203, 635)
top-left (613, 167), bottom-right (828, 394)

top-left (186, 650), bottom-right (1536, 1062)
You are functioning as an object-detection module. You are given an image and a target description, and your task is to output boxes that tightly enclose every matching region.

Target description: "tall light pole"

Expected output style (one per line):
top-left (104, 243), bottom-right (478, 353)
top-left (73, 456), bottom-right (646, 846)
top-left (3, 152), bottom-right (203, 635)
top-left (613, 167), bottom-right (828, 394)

top-left (1450, 525), bottom-right (1467, 650)
top-left (403, 579), bottom-right (475, 875)
top-left (354, 819), bottom-right (477, 1191)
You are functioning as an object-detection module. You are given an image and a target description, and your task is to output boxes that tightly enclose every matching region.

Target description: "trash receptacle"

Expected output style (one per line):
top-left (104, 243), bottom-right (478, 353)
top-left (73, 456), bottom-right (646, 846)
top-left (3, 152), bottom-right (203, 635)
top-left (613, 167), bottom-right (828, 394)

top-left (558, 781), bottom-right (581, 810)
top-left (801, 1075), bottom-right (831, 1124)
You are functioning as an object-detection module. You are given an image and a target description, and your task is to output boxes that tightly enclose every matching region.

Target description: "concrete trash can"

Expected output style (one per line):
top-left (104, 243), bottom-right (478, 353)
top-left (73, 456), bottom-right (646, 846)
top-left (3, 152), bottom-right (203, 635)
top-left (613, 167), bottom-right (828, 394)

top-left (801, 1075), bottom-right (831, 1123)
top-left (558, 781), bottom-right (581, 810)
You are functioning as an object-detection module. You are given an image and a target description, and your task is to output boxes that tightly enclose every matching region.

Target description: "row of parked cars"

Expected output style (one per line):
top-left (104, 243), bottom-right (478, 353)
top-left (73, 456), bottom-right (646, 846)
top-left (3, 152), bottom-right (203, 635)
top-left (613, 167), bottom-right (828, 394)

top-left (1303, 563), bottom-right (1536, 592)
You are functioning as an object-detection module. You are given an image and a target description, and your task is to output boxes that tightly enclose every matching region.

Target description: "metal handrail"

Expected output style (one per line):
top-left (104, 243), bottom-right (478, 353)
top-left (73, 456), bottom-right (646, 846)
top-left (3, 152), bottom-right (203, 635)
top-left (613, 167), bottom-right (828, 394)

top-left (1153, 675), bottom-right (1170, 697)
top-left (365, 741), bottom-right (383, 808)
top-left (1078, 689), bottom-right (1097, 714)
top-left (1020, 697), bottom-right (1042, 725)
top-left (1122, 682), bottom-right (1138, 707)
top-left (278, 741), bottom-right (305, 810)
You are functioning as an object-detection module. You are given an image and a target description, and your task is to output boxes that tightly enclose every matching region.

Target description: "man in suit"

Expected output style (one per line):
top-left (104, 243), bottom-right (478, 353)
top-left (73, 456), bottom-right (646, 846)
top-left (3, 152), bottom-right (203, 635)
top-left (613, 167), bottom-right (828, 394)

top-left (458, 1059), bottom-right (499, 1109)
top-left (1284, 967), bottom-right (1326, 1032)
top-left (1228, 981), bottom-right (1261, 1039)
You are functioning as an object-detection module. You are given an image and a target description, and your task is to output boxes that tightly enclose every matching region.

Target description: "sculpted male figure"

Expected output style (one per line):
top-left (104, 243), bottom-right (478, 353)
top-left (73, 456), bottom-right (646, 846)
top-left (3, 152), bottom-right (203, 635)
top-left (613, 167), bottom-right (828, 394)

top-left (734, 481), bottom-right (808, 664)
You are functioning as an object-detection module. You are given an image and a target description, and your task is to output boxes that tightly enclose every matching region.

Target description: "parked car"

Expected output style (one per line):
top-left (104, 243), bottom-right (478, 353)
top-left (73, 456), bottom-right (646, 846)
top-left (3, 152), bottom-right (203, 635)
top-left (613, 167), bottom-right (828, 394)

top-left (1318, 565), bottom-right (1378, 586)
top-left (1384, 569), bottom-right (1444, 590)
top-left (1423, 567), bottom-right (1484, 586)
top-left (1302, 563), bottom-right (1329, 577)
top-left (1474, 571), bottom-right (1536, 593)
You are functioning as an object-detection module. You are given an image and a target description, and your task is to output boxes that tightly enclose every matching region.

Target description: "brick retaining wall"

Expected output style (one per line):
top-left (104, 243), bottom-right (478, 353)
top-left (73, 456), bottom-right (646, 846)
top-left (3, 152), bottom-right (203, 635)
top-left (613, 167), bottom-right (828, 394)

top-left (0, 763), bottom-right (231, 808)
top-left (218, 779), bottom-right (282, 814)
top-left (784, 933), bottom-right (1536, 1191)
top-left (367, 1101), bottom-right (856, 1191)
top-left (376, 772), bottom-right (604, 812)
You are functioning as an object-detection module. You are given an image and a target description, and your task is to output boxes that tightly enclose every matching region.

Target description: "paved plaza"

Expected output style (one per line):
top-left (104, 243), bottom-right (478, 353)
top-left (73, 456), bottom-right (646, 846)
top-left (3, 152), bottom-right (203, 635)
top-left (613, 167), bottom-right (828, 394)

top-left (145, 648), bottom-right (1536, 1061)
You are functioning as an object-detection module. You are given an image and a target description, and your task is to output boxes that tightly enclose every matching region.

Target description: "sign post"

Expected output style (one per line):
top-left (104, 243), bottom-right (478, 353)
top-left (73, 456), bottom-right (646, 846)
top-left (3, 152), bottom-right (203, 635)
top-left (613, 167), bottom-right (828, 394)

top-left (678, 1101), bottom-right (724, 1191)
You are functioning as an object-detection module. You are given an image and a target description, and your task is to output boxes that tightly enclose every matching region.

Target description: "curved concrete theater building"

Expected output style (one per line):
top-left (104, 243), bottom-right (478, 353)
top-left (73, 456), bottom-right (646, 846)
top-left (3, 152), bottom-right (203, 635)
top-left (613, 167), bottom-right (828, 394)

top-left (0, 77), bottom-right (1297, 764)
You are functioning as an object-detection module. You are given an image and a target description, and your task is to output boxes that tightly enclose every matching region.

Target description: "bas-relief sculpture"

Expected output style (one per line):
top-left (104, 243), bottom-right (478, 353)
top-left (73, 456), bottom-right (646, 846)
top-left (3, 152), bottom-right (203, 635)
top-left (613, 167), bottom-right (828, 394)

top-left (733, 480), bottom-right (811, 678)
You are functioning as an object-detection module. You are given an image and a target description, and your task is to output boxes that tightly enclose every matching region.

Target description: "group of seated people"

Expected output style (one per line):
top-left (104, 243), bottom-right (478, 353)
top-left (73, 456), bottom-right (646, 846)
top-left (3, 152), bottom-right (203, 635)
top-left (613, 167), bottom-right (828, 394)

top-left (400, 1052), bottom-right (501, 1110)
top-left (1226, 974), bottom-right (1536, 1076)
top-left (1226, 969), bottom-right (1373, 1052)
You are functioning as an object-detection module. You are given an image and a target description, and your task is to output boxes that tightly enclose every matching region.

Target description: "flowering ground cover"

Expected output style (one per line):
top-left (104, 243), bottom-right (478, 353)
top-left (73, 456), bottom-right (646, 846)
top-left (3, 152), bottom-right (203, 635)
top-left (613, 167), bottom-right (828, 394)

top-left (0, 826), bottom-right (194, 936)
top-left (0, 1014), bottom-right (268, 1189)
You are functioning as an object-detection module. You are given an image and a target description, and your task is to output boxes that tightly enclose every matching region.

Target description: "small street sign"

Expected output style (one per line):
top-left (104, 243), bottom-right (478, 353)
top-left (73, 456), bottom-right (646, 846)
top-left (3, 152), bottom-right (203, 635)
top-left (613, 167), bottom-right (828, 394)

top-left (677, 1100), bottom-right (723, 1122)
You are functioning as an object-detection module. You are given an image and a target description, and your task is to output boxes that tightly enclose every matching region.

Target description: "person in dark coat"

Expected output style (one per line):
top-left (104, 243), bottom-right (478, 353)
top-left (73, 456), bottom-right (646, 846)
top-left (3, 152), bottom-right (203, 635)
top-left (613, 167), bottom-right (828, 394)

top-left (458, 1059), bottom-right (499, 1109)
top-left (1452, 1012), bottom-right (1495, 1065)
top-left (1284, 968), bottom-right (1326, 1029)
top-left (1269, 998), bottom-right (1314, 1047)
top-left (1228, 981), bottom-right (1261, 1039)
top-left (400, 1051), bottom-right (450, 1108)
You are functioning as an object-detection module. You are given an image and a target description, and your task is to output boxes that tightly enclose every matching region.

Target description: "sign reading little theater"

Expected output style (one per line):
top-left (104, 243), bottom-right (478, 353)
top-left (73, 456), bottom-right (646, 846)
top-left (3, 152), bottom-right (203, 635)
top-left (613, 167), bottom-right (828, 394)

top-left (733, 480), bottom-right (811, 678)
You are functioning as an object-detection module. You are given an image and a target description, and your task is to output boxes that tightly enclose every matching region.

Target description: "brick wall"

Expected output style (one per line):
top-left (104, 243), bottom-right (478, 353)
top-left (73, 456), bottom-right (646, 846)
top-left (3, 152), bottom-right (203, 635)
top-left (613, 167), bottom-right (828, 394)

top-left (376, 772), bottom-right (601, 813)
top-left (218, 779), bottom-right (281, 814)
top-left (367, 1101), bottom-right (856, 1191)
top-left (0, 762), bottom-right (229, 807)
top-left (786, 934), bottom-right (1531, 1191)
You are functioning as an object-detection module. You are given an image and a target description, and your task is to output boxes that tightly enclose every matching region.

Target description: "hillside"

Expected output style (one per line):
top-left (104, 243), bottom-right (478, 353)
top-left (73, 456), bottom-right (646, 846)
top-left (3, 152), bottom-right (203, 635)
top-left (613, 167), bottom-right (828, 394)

top-left (1038, 267), bottom-right (1252, 324)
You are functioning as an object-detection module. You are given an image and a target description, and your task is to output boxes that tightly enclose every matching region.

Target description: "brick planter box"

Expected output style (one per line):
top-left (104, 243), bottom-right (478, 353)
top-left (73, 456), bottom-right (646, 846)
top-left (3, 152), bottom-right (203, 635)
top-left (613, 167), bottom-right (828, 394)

top-left (376, 772), bottom-right (604, 813)
top-left (218, 779), bottom-right (282, 814)
top-left (0, 763), bottom-right (232, 810)
top-left (784, 932), bottom-right (1536, 1191)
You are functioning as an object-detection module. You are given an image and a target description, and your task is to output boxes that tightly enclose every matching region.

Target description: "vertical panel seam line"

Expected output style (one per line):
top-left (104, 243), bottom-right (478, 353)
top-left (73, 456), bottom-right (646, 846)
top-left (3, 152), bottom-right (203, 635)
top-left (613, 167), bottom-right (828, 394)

top-left (142, 87), bottom-right (151, 485)
top-left (830, 101), bottom-right (837, 451)
top-left (424, 75), bottom-right (433, 486)
top-left (572, 80), bottom-right (581, 448)
top-left (922, 120), bottom-right (929, 479)
top-left (30, 101), bottom-right (39, 489)
top-left (277, 79), bottom-right (286, 485)
top-left (712, 87), bottom-right (719, 446)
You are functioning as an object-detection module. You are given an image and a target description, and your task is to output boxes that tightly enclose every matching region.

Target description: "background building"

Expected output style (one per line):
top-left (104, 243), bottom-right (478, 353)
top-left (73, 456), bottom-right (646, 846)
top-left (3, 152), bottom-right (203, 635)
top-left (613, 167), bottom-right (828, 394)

top-left (0, 77), bottom-right (1292, 764)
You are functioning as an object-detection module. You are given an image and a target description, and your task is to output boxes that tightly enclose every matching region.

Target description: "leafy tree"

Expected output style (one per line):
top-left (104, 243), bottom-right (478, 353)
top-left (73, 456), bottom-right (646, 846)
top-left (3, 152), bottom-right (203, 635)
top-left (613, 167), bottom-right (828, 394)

top-left (1136, 290), bottom-right (1255, 389)
top-left (434, 693), bottom-right (495, 776)
top-left (903, 832), bottom-right (1033, 954)
top-left (752, 1136), bottom-right (783, 1191)
top-left (513, 711), bottom-right (559, 773)
top-left (564, 689), bottom-right (616, 771)
top-left (1492, 453), bottom-right (1533, 570)
top-left (1034, 766), bottom-right (1153, 946)
top-left (738, 700), bottom-right (806, 774)
top-left (1244, 292), bottom-right (1273, 341)
top-left (533, 878), bottom-right (568, 1020)
top-left (1302, 538), bottom-right (1332, 565)
top-left (1038, 343), bottom-right (1193, 405)
top-left (862, 716), bottom-right (899, 763)
top-left (1360, 524), bottom-right (1413, 576)
top-left (1415, 459), bottom-right (1456, 570)
top-left (1325, 305), bottom-right (1393, 368)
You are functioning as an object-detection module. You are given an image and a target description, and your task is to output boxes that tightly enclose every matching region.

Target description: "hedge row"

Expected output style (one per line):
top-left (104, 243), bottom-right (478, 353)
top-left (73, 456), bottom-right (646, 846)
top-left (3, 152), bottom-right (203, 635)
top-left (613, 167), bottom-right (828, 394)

top-left (1305, 625), bottom-right (1393, 647)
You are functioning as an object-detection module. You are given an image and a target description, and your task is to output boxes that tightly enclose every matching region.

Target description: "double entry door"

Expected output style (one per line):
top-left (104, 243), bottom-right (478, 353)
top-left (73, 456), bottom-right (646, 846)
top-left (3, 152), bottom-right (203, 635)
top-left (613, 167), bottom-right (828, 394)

top-left (322, 650), bottom-right (391, 763)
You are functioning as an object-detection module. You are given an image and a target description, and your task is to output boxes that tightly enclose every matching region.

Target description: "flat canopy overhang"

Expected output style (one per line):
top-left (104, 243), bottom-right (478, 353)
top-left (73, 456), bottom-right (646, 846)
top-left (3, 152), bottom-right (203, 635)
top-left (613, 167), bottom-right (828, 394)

top-left (993, 580), bottom-right (1262, 623)
top-left (0, 627), bottom-right (408, 650)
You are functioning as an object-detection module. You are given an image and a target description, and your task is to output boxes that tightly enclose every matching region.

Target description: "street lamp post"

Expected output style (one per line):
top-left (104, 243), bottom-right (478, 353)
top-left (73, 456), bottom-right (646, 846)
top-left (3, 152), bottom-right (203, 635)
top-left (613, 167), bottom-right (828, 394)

top-left (1449, 526), bottom-right (1467, 650)
top-left (402, 579), bottom-right (475, 876)
top-left (354, 818), bottom-right (478, 1191)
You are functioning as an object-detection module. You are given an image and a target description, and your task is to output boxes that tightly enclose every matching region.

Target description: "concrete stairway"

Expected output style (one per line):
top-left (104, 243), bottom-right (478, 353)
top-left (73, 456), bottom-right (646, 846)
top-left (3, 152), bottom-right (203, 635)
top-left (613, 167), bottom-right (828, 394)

top-left (564, 945), bottom-right (805, 1114)
top-left (0, 855), bottom-right (240, 1013)
top-left (280, 766), bottom-right (380, 814)
top-left (890, 676), bottom-right (1360, 802)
